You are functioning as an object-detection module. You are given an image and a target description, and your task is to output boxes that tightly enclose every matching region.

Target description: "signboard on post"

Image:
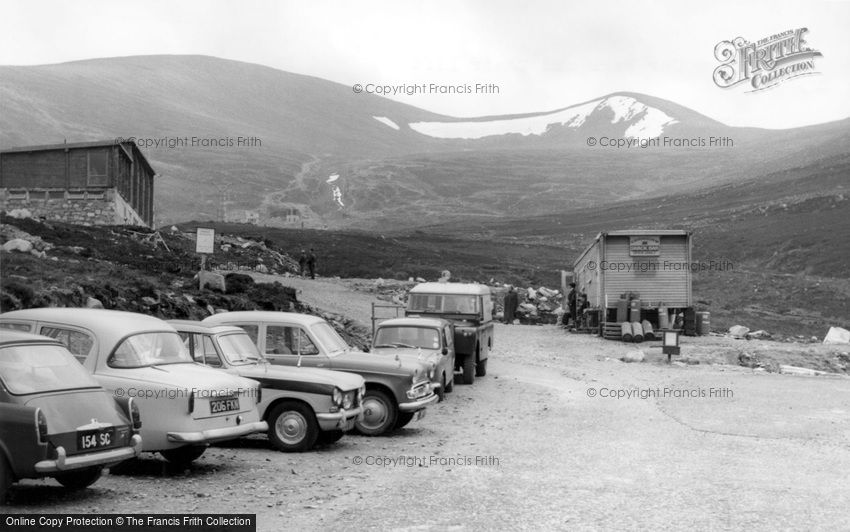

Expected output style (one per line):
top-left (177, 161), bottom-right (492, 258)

top-left (196, 228), bottom-right (215, 279)
top-left (196, 228), bottom-right (215, 254)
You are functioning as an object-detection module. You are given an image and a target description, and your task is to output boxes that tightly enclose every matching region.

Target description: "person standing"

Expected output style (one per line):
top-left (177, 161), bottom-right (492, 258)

top-left (567, 282), bottom-right (577, 329)
top-left (503, 286), bottom-right (519, 324)
top-left (298, 250), bottom-right (307, 278)
top-left (307, 248), bottom-right (317, 279)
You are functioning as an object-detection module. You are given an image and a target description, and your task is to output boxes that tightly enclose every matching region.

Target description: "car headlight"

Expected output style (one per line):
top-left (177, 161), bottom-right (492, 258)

top-left (342, 391), bottom-right (354, 410)
top-left (333, 387), bottom-right (343, 407)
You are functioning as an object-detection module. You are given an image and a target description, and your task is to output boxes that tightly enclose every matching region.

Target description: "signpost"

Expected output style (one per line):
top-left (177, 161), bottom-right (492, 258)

top-left (196, 228), bottom-right (215, 286)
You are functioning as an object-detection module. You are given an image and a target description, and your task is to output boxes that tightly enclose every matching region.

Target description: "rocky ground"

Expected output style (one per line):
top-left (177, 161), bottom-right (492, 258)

top-left (6, 277), bottom-right (850, 530)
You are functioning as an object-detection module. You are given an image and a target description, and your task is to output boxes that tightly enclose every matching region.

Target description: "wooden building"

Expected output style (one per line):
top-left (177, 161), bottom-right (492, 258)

top-left (573, 230), bottom-right (694, 331)
top-left (0, 140), bottom-right (156, 227)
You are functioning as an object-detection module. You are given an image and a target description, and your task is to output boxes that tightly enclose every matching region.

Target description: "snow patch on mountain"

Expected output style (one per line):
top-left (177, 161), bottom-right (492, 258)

top-left (373, 116), bottom-right (400, 130)
top-left (604, 95), bottom-right (678, 138)
top-left (408, 96), bottom-right (678, 140)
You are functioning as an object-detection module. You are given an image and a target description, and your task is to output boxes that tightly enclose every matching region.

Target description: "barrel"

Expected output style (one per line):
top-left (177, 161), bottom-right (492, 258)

top-left (658, 306), bottom-right (669, 329)
top-left (621, 322), bottom-right (633, 342)
top-left (696, 311), bottom-right (711, 335)
top-left (641, 319), bottom-right (655, 341)
top-left (684, 308), bottom-right (697, 336)
top-left (631, 321), bottom-right (644, 343)
top-left (629, 299), bottom-right (642, 323)
top-left (616, 299), bottom-right (629, 323)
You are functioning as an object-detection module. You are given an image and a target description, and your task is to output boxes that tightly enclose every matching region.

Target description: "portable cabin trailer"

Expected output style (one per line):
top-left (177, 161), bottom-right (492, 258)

top-left (572, 230), bottom-right (694, 336)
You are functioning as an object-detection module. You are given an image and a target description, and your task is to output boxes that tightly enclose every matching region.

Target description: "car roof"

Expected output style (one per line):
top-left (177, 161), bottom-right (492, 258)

top-left (377, 317), bottom-right (450, 329)
top-left (166, 319), bottom-right (246, 335)
top-left (0, 308), bottom-right (177, 347)
top-left (409, 282), bottom-right (491, 295)
top-left (203, 311), bottom-right (325, 326)
top-left (0, 329), bottom-right (64, 346)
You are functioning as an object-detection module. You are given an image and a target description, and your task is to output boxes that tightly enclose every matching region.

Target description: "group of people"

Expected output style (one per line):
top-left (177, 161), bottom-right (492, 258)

top-left (502, 282), bottom-right (586, 329)
top-left (298, 248), bottom-right (317, 279)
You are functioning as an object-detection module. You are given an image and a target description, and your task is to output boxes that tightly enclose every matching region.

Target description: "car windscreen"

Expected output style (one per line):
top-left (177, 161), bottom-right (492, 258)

top-left (374, 326), bottom-right (440, 350)
top-left (408, 294), bottom-right (480, 315)
top-left (108, 332), bottom-right (193, 368)
top-left (310, 322), bottom-right (350, 355)
top-left (0, 343), bottom-right (100, 395)
top-left (218, 333), bottom-right (263, 365)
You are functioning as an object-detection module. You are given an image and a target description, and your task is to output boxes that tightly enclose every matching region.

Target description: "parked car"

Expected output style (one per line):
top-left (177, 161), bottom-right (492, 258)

top-left (372, 317), bottom-right (455, 400)
top-left (202, 311), bottom-right (438, 435)
top-left (0, 309), bottom-right (267, 465)
top-left (406, 282), bottom-right (494, 384)
top-left (0, 330), bottom-right (142, 503)
top-left (167, 320), bottom-right (365, 452)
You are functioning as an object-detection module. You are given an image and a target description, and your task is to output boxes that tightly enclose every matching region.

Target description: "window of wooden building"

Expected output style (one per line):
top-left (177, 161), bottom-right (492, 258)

top-left (87, 150), bottom-right (109, 186)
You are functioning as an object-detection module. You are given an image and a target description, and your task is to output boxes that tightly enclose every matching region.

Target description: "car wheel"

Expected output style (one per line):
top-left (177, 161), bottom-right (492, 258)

top-left (54, 466), bottom-right (103, 490)
top-left (317, 430), bottom-right (345, 445)
top-left (476, 357), bottom-right (488, 377)
top-left (444, 371), bottom-right (454, 393)
top-left (0, 455), bottom-right (12, 504)
top-left (394, 411), bottom-right (415, 429)
top-left (268, 401), bottom-right (319, 452)
top-left (355, 389), bottom-right (397, 436)
top-left (160, 445), bottom-right (206, 465)
top-left (462, 354), bottom-right (475, 385)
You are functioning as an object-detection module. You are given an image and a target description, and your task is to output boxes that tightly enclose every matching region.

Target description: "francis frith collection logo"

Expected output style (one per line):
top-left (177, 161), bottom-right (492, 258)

top-left (713, 28), bottom-right (822, 92)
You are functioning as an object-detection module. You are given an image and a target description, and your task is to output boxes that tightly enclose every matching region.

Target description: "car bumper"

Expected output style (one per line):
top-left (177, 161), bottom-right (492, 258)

top-left (166, 420), bottom-right (268, 444)
top-left (316, 406), bottom-right (363, 432)
top-left (398, 392), bottom-right (439, 412)
top-left (35, 434), bottom-right (143, 474)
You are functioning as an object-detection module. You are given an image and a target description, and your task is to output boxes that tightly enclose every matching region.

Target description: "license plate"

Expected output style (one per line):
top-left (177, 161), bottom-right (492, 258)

top-left (78, 428), bottom-right (115, 450)
top-left (339, 417), bottom-right (356, 431)
top-left (210, 397), bottom-right (240, 414)
top-left (416, 409), bottom-right (426, 421)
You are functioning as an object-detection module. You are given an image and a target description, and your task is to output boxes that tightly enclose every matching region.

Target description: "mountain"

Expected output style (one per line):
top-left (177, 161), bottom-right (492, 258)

top-left (1, 55), bottom-right (848, 228)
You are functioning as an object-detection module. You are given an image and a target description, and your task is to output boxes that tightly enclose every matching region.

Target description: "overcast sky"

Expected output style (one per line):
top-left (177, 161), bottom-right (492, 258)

top-left (2, 0), bottom-right (848, 129)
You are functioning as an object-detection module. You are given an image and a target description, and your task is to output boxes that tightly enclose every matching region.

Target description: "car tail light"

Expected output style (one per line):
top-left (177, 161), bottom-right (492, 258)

top-left (36, 408), bottom-right (48, 443)
top-left (188, 391), bottom-right (195, 414)
top-left (129, 398), bottom-right (142, 430)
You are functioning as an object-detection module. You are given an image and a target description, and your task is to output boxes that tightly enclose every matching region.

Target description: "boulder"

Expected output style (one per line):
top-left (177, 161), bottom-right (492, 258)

top-left (85, 297), bottom-right (104, 309)
top-left (621, 350), bottom-right (645, 363)
top-left (7, 208), bottom-right (32, 219)
top-left (2, 239), bottom-right (33, 253)
top-left (823, 327), bottom-right (850, 345)
top-left (255, 264), bottom-right (269, 274)
top-left (729, 325), bottom-right (750, 339)
top-left (198, 271), bottom-right (226, 292)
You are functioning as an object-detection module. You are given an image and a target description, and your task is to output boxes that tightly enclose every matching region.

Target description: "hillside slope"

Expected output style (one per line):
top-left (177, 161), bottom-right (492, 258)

top-left (2, 55), bottom-right (847, 227)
